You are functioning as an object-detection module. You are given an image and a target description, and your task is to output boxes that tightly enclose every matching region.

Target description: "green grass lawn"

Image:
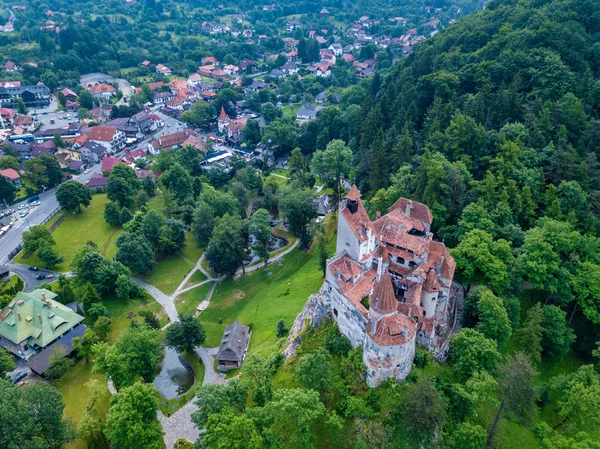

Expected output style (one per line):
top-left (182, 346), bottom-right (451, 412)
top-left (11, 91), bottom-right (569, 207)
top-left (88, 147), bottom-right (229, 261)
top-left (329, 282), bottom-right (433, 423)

top-left (198, 222), bottom-right (336, 354)
top-left (281, 104), bottom-right (301, 118)
top-left (147, 190), bottom-right (167, 216)
top-left (55, 361), bottom-right (111, 449)
top-left (184, 269), bottom-right (208, 288)
top-left (142, 234), bottom-right (203, 295)
top-left (15, 194), bottom-right (119, 272)
top-left (176, 282), bottom-right (212, 316)
top-left (99, 295), bottom-right (168, 343)
top-left (272, 168), bottom-right (290, 177)
top-left (265, 174), bottom-right (288, 187)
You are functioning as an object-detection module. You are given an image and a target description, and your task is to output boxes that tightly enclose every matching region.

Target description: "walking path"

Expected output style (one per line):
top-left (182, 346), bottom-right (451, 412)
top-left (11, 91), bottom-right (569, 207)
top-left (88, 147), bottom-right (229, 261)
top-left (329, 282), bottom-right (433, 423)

top-left (234, 238), bottom-right (299, 277)
top-left (118, 238), bottom-right (299, 448)
top-left (158, 346), bottom-right (227, 449)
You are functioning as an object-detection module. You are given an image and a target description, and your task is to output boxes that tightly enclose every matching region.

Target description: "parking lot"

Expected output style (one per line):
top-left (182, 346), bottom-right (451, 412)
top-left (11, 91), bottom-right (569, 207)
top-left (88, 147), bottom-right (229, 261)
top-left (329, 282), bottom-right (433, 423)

top-left (32, 111), bottom-right (76, 129)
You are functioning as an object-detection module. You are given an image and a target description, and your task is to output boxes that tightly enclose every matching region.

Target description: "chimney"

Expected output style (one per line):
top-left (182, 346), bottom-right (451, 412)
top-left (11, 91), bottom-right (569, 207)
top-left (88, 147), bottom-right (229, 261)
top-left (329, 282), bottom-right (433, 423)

top-left (375, 211), bottom-right (381, 219)
top-left (376, 256), bottom-right (383, 280)
top-left (38, 314), bottom-right (42, 323)
top-left (42, 293), bottom-right (46, 301)
top-left (402, 327), bottom-right (408, 338)
top-left (237, 339), bottom-right (242, 348)
top-left (407, 309), bottom-right (412, 318)
top-left (17, 312), bottom-right (21, 321)
top-left (405, 200), bottom-right (413, 218)
top-left (370, 316), bottom-right (377, 335)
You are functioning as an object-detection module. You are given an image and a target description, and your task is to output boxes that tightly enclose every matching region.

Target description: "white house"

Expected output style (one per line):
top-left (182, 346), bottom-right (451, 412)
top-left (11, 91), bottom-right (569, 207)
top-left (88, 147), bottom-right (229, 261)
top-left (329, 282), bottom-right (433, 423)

top-left (89, 126), bottom-right (125, 154)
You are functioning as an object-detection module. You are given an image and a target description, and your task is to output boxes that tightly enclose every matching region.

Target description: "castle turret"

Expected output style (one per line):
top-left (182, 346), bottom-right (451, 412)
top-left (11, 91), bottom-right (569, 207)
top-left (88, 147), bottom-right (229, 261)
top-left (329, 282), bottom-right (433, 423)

top-left (345, 184), bottom-right (361, 214)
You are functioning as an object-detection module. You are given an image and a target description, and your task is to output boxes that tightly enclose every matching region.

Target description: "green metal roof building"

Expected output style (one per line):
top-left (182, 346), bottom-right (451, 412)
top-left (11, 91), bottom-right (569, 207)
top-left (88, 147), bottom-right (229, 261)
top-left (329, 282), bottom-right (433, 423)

top-left (0, 289), bottom-right (84, 356)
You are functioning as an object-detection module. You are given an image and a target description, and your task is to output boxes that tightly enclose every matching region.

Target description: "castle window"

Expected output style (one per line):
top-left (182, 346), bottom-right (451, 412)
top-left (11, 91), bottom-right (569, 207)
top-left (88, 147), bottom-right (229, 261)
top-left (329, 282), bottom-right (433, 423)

top-left (408, 261), bottom-right (417, 268)
top-left (334, 308), bottom-right (338, 317)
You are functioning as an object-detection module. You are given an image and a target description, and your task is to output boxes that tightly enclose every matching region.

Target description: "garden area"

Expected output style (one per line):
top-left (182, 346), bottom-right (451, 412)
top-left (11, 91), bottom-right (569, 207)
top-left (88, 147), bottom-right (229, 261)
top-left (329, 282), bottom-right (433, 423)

top-left (197, 221), bottom-right (336, 354)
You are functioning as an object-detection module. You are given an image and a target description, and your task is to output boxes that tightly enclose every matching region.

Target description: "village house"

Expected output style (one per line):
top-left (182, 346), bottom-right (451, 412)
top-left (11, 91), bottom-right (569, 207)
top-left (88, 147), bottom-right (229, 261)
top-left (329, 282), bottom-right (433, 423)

top-left (4, 61), bottom-right (18, 72)
top-left (296, 103), bottom-right (324, 121)
top-left (281, 61), bottom-right (299, 76)
top-left (318, 187), bottom-right (456, 387)
top-left (89, 126), bottom-right (125, 154)
top-left (77, 141), bottom-right (104, 163)
top-left (12, 114), bottom-right (34, 132)
top-left (101, 156), bottom-right (122, 173)
top-left (328, 43), bottom-right (343, 56)
top-left (86, 173), bottom-right (108, 191)
top-left (59, 88), bottom-right (78, 102)
top-left (0, 168), bottom-right (21, 187)
top-left (148, 129), bottom-right (195, 156)
top-left (216, 321), bottom-right (250, 371)
top-left (320, 7), bottom-right (330, 17)
top-left (0, 289), bottom-right (84, 359)
top-left (0, 107), bottom-right (16, 127)
top-left (0, 84), bottom-right (51, 108)
top-left (286, 19), bottom-right (302, 32)
top-left (155, 64), bottom-right (172, 76)
top-left (89, 83), bottom-right (117, 100)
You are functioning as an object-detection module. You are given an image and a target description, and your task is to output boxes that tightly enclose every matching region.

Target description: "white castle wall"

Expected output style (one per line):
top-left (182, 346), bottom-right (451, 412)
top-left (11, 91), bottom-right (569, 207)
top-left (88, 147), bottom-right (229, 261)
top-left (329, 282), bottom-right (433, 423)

top-left (322, 283), bottom-right (367, 348)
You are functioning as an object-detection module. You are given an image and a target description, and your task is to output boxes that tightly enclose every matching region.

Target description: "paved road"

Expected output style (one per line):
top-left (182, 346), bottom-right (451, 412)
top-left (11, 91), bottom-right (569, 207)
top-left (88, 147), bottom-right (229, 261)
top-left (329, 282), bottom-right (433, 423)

top-left (6, 264), bottom-right (60, 292)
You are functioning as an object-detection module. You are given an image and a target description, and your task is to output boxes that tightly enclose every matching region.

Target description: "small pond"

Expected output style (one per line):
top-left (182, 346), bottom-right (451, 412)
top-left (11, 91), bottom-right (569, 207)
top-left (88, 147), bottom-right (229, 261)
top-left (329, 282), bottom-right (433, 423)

top-left (247, 233), bottom-right (288, 264)
top-left (153, 346), bottom-right (194, 399)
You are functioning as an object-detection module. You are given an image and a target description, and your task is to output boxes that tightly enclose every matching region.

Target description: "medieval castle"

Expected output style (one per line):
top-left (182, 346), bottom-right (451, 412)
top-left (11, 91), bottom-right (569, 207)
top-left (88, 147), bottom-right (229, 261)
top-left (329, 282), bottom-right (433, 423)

top-left (320, 186), bottom-right (456, 387)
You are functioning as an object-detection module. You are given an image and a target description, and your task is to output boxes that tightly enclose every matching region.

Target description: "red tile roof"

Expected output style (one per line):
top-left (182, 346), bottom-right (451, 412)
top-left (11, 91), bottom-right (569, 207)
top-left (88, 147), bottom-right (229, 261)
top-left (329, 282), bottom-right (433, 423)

top-left (101, 156), bottom-right (122, 172)
top-left (365, 313), bottom-right (416, 346)
top-left (340, 199), bottom-right (371, 243)
top-left (389, 197), bottom-right (433, 225)
top-left (90, 126), bottom-right (117, 142)
top-left (345, 184), bottom-right (361, 201)
top-left (0, 168), bottom-right (20, 181)
top-left (86, 173), bottom-right (108, 187)
top-left (369, 271), bottom-right (397, 314)
top-left (89, 83), bottom-right (116, 95)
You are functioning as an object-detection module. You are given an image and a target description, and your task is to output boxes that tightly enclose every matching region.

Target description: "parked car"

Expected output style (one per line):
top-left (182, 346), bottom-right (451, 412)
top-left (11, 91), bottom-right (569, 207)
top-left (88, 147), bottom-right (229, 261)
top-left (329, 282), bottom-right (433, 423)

top-left (45, 274), bottom-right (53, 279)
top-left (12, 371), bottom-right (28, 384)
top-left (84, 169), bottom-right (91, 174)
top-left (27, 195), bottom-right (39, 204)
top-left (28, 266), bottom-right (39, 271)
top-left (36, 274), bottom-right (44, 280)
top-left (18, 204), bottom-right (26, 210)
top-left (19, 210), bottom-right (28, 218)
top-left (31, 201), bottom-right (40, 206)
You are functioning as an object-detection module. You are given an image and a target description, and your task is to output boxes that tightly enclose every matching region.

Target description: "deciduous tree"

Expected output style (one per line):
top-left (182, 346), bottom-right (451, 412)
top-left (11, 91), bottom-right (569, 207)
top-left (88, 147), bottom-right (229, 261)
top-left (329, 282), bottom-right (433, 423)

top-left (450, 328), bottom-right (501, 378)
top-left (205, 213), bottom-right (245, 275)
top-left (279, 187), bottom-right (317, 249)
top-left (165, 315), bottom-right (206, 353)
top-left (56, 181), bottom-right (92, 212)
top-left (105, 382), bottom-right (162, 449)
